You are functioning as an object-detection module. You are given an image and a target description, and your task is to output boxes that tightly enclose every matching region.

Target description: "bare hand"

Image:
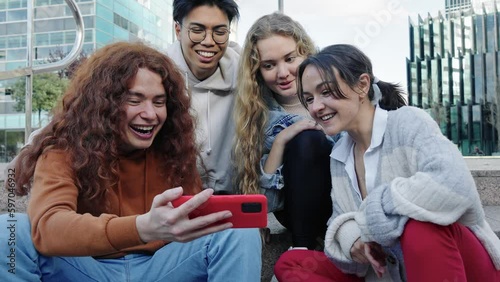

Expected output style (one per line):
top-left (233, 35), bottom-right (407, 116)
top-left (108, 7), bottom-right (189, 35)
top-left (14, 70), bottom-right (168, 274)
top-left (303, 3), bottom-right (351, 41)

top-left (350, 238), bottom-right (369, 264)
top-left (136, 187), bottom-right (233, 243)
top-left (263, 119), bottom-right (321, 174)
top-left (364, 242), bottom-right (387, 278)
top-left (350, 239), bottom-right (387, 277)
top-left (274, 119), bottom-right (321, 146)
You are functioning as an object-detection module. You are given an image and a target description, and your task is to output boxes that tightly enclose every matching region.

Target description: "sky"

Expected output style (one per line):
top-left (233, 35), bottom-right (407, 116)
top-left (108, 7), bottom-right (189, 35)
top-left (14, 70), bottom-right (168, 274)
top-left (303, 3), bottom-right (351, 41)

top-left (235, 0), bottom-right (444, 90)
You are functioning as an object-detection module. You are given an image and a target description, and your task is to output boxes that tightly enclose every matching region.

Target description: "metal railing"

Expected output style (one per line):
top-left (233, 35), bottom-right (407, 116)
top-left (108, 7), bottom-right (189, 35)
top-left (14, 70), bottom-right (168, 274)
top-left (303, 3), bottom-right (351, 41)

top-left (0, 0), bottom-right (84, 142)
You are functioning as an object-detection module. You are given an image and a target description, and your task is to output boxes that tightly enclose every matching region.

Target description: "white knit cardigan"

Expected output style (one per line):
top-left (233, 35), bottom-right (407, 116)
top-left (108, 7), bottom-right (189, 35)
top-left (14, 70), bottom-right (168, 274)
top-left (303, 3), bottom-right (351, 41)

top-left (324, 106), bottom-right (500, 281)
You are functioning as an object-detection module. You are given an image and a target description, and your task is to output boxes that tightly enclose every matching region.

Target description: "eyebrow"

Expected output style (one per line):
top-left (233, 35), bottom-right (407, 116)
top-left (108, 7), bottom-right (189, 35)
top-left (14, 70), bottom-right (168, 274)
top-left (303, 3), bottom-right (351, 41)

top-left (127, 91), bottom-right (166, 99)
top-left (302, 81), bottom-right (331, 95)
top-left (316, 81), bottom-right (333, 92)
top-left (188, 22), bottom-right (229, 29)
top-left (260, 50), bottom-right (298, 64)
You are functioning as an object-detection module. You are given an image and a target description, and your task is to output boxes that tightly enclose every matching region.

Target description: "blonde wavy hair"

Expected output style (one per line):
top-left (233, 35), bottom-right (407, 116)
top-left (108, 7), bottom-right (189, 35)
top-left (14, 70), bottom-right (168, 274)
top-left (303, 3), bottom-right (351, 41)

top-left (234, 13), bottom-right (316, 194)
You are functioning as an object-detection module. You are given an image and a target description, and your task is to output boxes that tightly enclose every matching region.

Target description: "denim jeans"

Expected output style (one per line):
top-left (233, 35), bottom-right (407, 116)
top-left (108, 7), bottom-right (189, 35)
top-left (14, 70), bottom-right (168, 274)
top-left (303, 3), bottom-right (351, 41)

top-left (0, 213), bottom-right (262, 282)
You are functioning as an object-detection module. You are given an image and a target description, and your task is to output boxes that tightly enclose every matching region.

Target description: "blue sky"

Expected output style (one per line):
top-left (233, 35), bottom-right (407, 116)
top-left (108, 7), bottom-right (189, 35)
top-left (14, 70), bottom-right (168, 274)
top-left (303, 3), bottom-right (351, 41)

top-left (236, 0), bottom-right (444, 90)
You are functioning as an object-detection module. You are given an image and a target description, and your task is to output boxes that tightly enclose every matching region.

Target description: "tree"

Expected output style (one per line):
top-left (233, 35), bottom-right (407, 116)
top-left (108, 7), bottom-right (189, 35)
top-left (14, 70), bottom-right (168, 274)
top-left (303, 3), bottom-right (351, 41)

top-left (47, 47), bottom-right (89, 79)
top-left (11, 73), bottom-right (69, 126)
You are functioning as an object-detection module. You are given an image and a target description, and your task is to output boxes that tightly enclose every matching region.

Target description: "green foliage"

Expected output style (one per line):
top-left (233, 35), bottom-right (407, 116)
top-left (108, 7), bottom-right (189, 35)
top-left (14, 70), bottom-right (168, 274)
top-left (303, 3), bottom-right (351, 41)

top-left (11, 72), bottom-right (68, 115)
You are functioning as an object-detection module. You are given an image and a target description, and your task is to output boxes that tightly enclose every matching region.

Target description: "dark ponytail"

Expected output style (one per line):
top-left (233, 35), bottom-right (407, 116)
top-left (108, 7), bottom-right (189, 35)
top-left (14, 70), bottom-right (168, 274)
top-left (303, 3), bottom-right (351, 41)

top-left (373, 80), bottom-right (406, 111)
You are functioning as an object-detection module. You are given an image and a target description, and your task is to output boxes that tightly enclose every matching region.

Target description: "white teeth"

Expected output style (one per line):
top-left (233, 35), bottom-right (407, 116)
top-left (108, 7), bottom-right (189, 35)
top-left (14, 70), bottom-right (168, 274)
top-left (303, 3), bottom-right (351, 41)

top-left (321, 114), bottom-right (334, 121)
top-left (134, 126), bottom-right (154, 131)
top-left (197, 51), bottom-right (215, 57)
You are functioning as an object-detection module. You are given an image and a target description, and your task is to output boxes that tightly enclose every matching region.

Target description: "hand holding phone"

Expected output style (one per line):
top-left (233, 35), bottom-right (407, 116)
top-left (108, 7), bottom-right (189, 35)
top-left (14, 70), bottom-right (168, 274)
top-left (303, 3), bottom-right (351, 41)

top-left (172, 194), bottom-right (268, 228)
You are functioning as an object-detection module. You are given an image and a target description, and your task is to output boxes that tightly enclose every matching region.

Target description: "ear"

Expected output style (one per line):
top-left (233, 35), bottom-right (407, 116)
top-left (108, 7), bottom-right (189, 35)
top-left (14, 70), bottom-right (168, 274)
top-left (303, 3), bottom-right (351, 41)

top-left (175, 22), bottom-right (182, 41)
top-left (357, 73), bottom-right (371, 99)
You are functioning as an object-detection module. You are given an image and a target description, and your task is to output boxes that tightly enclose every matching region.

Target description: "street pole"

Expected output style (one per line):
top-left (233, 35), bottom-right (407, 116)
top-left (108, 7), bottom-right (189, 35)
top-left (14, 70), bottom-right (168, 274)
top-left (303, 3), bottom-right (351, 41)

top-left (278, 0), bottom-right (283, 13)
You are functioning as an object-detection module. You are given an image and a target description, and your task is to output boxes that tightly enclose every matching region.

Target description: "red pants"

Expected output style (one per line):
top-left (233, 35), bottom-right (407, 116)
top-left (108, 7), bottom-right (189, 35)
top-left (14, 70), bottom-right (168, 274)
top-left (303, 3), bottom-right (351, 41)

top-left (274, 220), bottom-right (500, 281)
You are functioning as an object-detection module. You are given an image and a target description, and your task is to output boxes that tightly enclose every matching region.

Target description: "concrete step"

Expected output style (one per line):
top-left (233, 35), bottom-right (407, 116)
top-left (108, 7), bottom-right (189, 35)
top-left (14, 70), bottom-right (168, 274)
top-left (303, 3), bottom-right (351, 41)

top-left (465, 157), bottom-right (500, 206)
top-left (485, 206), bottom-right (500, 238)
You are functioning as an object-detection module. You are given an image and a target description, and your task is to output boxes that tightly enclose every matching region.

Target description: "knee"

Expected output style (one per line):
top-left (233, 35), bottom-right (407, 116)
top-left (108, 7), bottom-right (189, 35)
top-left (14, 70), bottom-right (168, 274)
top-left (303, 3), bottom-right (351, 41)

top-left (275, 250), bottom-right (329, 279)
top-left (401, 220), bottom-right (445, 256)
top-left (285, 130), bottom-right (332, 161)
top-left (232, 228), bottom-right (261, 246)
top-left (275, 250), bottom-right (306, 271)
top-left (215, 228), bottom-right (261, 252)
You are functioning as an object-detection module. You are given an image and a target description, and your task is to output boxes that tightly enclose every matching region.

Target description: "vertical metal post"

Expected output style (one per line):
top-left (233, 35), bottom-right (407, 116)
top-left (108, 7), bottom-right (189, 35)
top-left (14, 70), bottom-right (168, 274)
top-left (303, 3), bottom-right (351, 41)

top-left (25, 0), bottom-right (34, 143)
top-left (278, 0), bottom-right (284, 13)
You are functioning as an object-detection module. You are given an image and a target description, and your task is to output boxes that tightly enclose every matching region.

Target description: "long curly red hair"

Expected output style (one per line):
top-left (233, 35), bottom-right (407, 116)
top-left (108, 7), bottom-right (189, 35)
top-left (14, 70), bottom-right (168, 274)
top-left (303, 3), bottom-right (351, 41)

top-left (15, 42), bottom-right (201, 204)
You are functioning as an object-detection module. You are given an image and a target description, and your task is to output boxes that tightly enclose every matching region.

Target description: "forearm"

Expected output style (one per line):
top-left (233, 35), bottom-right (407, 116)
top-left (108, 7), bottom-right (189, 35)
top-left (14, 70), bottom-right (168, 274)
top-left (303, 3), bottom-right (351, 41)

top-left (325, 213), bottom-right (370, 276)
top-left (29, 150), bottom-right (143, 256)
top-left (29, 207), bottom-right (141, 256)
top-left (263, 139), bottom-right (286, 174)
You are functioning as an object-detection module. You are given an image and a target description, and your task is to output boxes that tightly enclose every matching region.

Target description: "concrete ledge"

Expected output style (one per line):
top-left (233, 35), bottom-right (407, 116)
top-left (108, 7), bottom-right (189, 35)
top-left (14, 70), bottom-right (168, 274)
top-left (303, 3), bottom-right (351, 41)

top-left (465, 157), bottom-right (500, 206)
top-left (484, 206), bottom-right (500, 238)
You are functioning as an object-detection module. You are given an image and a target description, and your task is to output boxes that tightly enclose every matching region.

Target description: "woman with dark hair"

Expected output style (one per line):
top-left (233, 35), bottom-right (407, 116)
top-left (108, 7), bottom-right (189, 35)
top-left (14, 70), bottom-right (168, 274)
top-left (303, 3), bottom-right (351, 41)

top-left (274, 44), bottom-right (500, 281)
top-left (0, 41), bottom-right (261, 281)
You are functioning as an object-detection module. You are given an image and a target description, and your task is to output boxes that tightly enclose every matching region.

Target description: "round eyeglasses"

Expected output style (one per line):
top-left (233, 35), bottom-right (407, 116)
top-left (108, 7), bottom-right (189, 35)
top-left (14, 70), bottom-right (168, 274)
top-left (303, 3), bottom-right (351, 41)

top-left (179, 23), bottom-right (230, 44)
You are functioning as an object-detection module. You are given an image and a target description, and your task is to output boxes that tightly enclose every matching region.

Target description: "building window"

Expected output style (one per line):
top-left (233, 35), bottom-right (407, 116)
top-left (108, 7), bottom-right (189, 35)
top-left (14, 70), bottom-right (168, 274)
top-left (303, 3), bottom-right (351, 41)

top-left (7, 48), bottom-right (26, 60)
top-left (7, 9), bottom-right (28, 22)
top-left (5, 22), bottom-right (27, 36)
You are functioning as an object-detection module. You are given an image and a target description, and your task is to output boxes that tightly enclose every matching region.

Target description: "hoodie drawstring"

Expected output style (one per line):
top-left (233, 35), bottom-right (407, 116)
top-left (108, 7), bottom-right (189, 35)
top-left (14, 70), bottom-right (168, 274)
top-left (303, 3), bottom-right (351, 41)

top-left (144, 151), bottom-right (148, 210)
top-left (206, 91), bottom-right (212, 154)
top-left (183, 71), bottom-right (212, 155)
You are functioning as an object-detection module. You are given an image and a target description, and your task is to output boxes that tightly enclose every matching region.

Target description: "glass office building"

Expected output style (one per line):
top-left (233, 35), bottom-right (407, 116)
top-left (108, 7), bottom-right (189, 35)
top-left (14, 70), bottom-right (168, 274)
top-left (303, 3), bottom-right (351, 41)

top-left (446, 0), bottom-right (472, 15)
top-left (1, 0), bottom-right (174, 73)
top-left (0, 0), bottom-right (174, 161)
top-left (407, 1), bottom-right (500, 156)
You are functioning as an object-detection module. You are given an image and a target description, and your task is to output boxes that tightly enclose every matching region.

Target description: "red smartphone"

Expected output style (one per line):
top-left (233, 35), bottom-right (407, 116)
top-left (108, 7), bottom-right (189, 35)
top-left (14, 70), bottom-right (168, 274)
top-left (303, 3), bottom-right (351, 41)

top-left (171, 194), bottom-right (268, 228)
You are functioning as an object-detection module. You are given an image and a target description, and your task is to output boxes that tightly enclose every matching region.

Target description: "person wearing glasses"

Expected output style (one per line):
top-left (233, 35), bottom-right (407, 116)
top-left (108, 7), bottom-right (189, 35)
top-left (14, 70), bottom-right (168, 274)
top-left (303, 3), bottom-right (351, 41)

top-left (167, 0), bottom-right (240, 195)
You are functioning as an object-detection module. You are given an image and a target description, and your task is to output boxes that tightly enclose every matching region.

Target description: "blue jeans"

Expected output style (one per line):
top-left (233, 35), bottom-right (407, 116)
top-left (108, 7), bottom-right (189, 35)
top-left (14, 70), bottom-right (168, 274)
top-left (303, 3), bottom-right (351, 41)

top-left (0, 213), bottom-right (262, 281)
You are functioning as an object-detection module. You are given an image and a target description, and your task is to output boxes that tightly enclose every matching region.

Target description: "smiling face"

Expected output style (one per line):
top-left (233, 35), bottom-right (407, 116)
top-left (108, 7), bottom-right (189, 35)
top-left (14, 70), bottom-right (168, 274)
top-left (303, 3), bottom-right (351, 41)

top-left (257, 35), bottom-right (305, 102)
top-left (175, 5), bottom-right (230, 81)
top-left (121, 68), bottom-right (167, 152)
top-left (301, 65), bottom-right (368, 136)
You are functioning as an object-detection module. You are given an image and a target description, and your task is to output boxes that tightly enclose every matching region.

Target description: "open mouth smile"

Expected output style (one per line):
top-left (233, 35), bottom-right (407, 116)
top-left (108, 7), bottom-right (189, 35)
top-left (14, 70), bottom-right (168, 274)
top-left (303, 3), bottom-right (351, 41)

top-left (196, 51), bottom-right (216, 58)
top-left (130, 125), bottom-right (155, 136)
top-left (320, 113), bottom-right (335, 121)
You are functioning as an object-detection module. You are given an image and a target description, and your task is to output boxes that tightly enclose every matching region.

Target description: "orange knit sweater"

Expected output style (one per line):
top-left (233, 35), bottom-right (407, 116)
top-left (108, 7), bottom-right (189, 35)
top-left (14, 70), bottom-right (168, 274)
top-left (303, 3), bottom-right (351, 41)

top-left (27, 149), bottom-right (201, 258)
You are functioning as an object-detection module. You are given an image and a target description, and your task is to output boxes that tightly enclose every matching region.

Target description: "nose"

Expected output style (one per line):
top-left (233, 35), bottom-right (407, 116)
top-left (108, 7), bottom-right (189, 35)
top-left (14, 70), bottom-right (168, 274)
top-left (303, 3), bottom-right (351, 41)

top-left (140, 101), bottom-right (156, 120)
top-left (310, 96), bottom-right (325, 115)
top-left (201, 30), bottom-right (216, 45)
top-left (277, 63), bottom-right (290, 79)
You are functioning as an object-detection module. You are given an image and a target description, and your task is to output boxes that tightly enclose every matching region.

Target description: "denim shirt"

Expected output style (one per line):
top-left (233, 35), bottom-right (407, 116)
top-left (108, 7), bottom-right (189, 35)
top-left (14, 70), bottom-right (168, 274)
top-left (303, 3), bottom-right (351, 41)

top-left (259, 96), bottom-right (303, 192)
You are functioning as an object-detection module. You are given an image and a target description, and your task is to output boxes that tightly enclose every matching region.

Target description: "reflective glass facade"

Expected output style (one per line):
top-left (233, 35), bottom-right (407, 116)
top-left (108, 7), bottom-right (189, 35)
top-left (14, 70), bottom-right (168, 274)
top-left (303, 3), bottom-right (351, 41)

top-left (0, 0), bottom-right (174, 74)
top-left (407, 2), bottom-right (500, 155)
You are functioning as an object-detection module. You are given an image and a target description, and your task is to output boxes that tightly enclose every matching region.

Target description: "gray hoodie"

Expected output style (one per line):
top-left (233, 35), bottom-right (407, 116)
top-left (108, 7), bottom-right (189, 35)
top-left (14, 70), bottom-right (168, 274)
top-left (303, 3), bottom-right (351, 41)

top-left (166, 41), bottom-right (240, 194)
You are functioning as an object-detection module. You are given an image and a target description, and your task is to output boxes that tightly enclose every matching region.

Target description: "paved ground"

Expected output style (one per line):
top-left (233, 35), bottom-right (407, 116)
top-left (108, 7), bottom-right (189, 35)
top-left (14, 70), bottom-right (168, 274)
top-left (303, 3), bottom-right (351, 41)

top-left (1, 158), bottom-right (499, 282)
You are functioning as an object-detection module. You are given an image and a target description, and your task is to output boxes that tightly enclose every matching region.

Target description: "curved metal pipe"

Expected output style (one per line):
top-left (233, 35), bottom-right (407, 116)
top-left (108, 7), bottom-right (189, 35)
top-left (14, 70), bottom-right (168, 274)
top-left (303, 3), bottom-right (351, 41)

top-left (0, 0), bottom-right (84, 142)
top-left (0, 0), bottom-right (84, 80)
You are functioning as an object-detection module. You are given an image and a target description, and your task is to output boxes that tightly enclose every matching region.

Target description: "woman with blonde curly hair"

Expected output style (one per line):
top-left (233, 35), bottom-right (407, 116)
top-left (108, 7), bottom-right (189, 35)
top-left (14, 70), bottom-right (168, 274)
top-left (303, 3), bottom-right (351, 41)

top-left (0, 41), bottom-right (261, 281)
top-left (234, 13), bottom-right (337, 249)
